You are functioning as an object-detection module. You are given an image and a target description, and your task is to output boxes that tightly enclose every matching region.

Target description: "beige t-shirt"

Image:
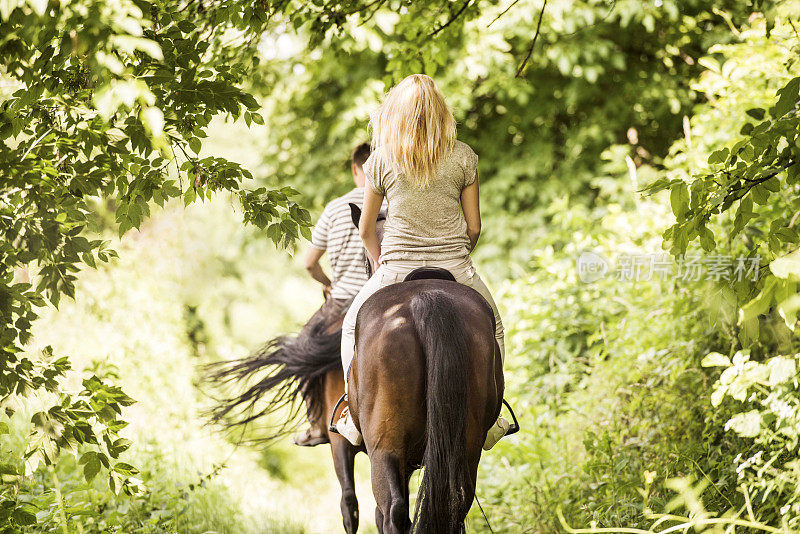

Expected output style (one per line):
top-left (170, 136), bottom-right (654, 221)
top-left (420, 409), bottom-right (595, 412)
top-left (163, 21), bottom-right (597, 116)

top-left (363, 140), bottom-right (478, 263)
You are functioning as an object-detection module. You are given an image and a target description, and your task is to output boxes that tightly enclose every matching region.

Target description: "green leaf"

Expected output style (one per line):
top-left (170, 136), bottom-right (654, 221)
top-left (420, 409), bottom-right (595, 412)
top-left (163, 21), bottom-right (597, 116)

top-left (771, 76), bottom-right (800, 118)
top-left (701, 352), bottom-right (731, 367)
top-left (184, 186), bottom-right (197, 206)
top-left (725, 410), bottom-right (761, 438)
top-left (12, 508), bottom-right (36, 526)
top-left (177, 20), bottom-right (195, 33)
top-left (745, 108), bottom-right (765, 120)
top-left (771, 249), bottom-right (800, 280)
top-left (113, 462), bottom-right (138, 476)
top-left (188, 137), bottom-right (201, 155)
top-left (83, 454), bottom-right (101, 482)
top-left (109, 437), bottom-right (132, 458)
top-left (0, 462), bottom-right (17, 475)
top-left (699, 226), bottom-right (715, 251)
top-left (670, 182), bottom-right (689, 220)
top-left (739, 277), bottom-right (777, 324)
top-left (707, 147), bottom-right (729, 165)
top-left (751, 184), bottom-right (770, 205)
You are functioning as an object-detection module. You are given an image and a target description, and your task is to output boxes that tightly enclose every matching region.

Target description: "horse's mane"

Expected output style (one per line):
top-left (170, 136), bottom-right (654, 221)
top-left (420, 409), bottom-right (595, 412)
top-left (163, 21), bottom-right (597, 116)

top-left (203, 303), bottom-right (346, 442)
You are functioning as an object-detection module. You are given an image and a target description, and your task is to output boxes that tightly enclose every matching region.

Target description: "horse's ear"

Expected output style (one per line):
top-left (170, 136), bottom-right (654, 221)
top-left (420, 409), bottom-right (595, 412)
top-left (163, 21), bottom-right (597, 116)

top-left (349, 203), bottom-right (362, 229)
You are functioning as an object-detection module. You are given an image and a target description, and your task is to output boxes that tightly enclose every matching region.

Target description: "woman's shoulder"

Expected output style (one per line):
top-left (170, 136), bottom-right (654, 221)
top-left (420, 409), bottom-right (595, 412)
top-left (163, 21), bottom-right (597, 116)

top-left (450, 140), bottom-right (478, 171)
top-left (364, 146), bottom-right (386, 172)
top-left (365, 145), bottom-right (394, 172)
top-left (452, 139), bottom-right (476, 157)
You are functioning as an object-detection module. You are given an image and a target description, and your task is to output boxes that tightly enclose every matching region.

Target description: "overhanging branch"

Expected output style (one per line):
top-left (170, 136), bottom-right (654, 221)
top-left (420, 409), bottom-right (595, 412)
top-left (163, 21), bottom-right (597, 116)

top-left (515, 0), bottom-right (547, 78)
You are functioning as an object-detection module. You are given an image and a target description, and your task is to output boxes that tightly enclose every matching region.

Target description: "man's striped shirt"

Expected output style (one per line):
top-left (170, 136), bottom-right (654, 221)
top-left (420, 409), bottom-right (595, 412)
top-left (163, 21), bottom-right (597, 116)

top-left (310, 188), bottom-right (369, 300)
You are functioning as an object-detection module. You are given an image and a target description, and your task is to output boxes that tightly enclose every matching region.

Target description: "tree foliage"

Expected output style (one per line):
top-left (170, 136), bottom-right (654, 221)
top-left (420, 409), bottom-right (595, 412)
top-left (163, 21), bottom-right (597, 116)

top-left (0, 0), bottom-right (312, 529)
top-left (2, 0), bottom-right (799, 531)
top-left (252, 0), bottom-right (758, 267)
top-left (474, 9), bottom-right (800, 533)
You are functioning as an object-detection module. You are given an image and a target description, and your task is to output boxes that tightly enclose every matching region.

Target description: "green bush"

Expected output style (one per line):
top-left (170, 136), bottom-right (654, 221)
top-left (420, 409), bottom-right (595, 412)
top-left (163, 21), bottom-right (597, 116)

top-left (472, 12), bottom-right (800, 533)
top-left (470, 195), bottom-right (739, 531)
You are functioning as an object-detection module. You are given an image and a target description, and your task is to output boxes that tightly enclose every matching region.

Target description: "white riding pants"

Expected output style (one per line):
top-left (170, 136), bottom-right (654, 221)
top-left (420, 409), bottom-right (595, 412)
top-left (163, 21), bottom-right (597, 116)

top-left (340, 256), bottom-right (505, 392)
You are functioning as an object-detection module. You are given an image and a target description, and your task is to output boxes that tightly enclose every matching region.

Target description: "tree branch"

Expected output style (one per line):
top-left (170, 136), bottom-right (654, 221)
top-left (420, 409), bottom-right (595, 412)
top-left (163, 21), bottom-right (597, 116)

top-left (515, 0), bottom-right (547, 78)
top-left (342, 0), bottom-right (385, 17)
top-left (487, 0), bottom-right (520, 28)
top-left (429, 0), bottom-right (473, 38)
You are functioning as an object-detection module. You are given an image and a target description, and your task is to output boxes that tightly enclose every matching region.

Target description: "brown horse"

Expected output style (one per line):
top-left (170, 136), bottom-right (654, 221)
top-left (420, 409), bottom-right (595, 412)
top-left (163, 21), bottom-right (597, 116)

top-left (205, 300), bottom-right (365, 533)
top-left (205, 207), bottom-right (391, 533)
top-left (343, 206), bottom-right (505, 534)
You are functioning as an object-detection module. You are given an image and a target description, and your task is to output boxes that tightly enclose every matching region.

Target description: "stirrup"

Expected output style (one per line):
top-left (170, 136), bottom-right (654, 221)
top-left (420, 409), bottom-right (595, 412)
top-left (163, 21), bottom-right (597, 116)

top-left (503, 399), bottom-right (520, 435)
top-left (328, 393), bottom-right (347, 434)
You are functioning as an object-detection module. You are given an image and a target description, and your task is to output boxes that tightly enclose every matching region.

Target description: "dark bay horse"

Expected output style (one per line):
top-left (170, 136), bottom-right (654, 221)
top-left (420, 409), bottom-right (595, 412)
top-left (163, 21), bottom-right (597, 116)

top-left (347, 280), bottom-right (503, 534)
top-left (345, 205), bottom-right (505, 534)
top-left (204, 301), bottom-right (364, 533)
top-left (205, 207), bottom-right (389, 533)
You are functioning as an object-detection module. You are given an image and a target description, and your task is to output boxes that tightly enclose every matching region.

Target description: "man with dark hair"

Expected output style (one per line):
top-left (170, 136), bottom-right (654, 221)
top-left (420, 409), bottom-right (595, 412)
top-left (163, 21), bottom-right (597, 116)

top-left (293, 142), bottom-right (373, 446)
top-left (304, 142), bottom-right (372, 301)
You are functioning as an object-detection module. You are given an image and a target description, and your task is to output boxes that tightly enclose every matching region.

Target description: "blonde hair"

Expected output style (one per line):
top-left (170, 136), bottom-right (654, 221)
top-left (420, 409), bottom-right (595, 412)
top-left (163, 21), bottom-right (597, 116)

top-left (370, 74), bottom-right (456, 188)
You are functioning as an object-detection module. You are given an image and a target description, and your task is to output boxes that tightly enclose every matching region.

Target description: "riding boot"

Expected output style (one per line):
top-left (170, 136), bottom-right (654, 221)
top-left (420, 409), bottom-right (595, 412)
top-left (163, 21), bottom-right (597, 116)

top-left (292, 424), bottom-right (330, 447)
top-left (335, 405), bottom-right (363, 446)
top-left (482, 416), bottom-right (511, 451)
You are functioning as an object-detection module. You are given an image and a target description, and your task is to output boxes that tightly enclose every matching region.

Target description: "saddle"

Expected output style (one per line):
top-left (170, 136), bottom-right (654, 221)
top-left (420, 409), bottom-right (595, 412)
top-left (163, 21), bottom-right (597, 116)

top-left (402, 267), bottom-right (456, 282)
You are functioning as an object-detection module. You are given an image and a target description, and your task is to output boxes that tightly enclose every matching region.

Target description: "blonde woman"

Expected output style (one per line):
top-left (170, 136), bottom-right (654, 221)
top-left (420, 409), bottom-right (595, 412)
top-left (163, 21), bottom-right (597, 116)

top-left (336, 74), bottom-right (509, 450)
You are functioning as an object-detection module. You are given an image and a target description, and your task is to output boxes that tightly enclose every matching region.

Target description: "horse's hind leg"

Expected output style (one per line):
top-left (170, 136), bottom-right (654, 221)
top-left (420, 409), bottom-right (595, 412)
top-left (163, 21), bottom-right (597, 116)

top-left (460, 455), bottom-right (481, 525)
top-left (331, 436), bottom-right (359, 534)
top-left (375, 507), bottom-right (384, 534)
top-left (370, 452), bottom-right (410, 534)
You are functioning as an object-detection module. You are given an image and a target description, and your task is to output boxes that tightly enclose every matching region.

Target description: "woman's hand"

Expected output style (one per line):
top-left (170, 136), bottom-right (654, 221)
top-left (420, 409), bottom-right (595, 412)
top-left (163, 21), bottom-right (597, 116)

top-left (359, 185), bottom-right (385, 266)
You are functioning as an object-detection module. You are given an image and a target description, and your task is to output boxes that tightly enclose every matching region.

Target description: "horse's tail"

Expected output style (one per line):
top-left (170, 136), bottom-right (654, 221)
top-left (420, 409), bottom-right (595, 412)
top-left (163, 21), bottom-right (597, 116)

top-left (203, 314), bottom-right (343, 441)
top-left (410, 289), bottom-right (470, 534)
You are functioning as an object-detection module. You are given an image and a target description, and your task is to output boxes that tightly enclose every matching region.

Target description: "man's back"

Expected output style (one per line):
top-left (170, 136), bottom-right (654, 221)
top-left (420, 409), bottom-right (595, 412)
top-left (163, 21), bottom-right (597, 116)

top-left (310, 188), bottom-right (368, 300)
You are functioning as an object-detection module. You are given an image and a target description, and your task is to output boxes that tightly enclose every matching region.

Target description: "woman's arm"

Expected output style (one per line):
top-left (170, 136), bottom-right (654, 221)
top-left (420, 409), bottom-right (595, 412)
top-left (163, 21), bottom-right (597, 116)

top-left (461, 170), bottom-right (481, 251)
top-left (359, 185), bottom-right (385, 266)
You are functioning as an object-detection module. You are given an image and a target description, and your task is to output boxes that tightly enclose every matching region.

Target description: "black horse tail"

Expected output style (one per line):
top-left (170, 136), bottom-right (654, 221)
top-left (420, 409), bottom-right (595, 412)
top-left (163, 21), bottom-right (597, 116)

top-left (203, 310), bottom-right (344, 441)
top-left (410, 290), bottom-right (470, 534)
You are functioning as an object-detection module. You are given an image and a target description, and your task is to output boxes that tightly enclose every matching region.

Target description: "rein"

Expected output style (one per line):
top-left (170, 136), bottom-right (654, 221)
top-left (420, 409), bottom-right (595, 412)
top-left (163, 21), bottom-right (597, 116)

top-left (474, 495), bottom-right (496, 534)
